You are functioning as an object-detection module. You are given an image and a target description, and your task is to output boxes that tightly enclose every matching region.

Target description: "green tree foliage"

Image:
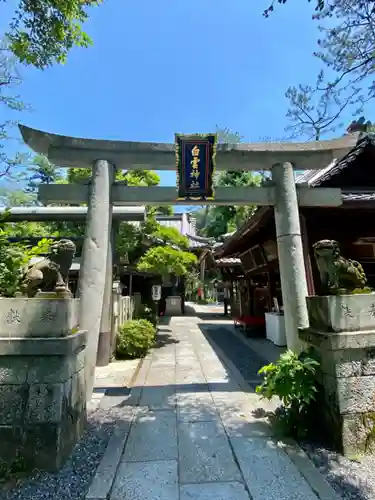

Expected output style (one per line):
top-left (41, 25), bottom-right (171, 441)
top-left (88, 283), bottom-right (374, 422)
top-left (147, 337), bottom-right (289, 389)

top-left (0, 187), bottom-right (36, 206)
top-left (137, 246), bottom-right (197, 277)
top-left (1, 156), bottom-right (193, 281)
top-left (267, 1), bottom-right (375, 111)
top-left (117, 170), bottom-right (160, 186)
top-left (66, 168), bottom-right (90, 184)
top-left (67, 168), bottom-right (173, 215)
top-left (26, 154), bottom-right (63, 193)
top-left (313, 0), bottom-right (375, 100)
top-left (184, 269), bottom-right (201, 298)
top-left (4, 0), bottom-right (99, 68)
top-left (285, 70), bottom-right (360, 140)
top-left (125, 214), bottom-right (197, 280)
top-left (0, 185), bottom-right (54, 237)
top-left (3, 220), bottom-right (52, 238)
top-left (116, 213), bottom-right (191, 267)
top-left (152, 226), bottom-right (189, 249)
top-left (147, 205), bottom-right (174, 216)
top-left (263, 0), bottom-right (324, 18)
top-left (215, 126), bottom-right (243, 145)
top-left (67, 167), bottom-right (161, 186)
top-left (0, 39), bottom-right (27, 179)
top-left (202, 171), bottom-right (261, 239)
top-left (0, 228), bottom-right (52, 296)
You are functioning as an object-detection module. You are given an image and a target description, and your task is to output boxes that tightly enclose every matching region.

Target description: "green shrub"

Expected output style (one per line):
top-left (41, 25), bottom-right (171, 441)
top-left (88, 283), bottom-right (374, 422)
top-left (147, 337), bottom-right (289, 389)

top-left (256, 349), bottom-right (320, 439)
top-left (116, 319), bottom-right (156, 359)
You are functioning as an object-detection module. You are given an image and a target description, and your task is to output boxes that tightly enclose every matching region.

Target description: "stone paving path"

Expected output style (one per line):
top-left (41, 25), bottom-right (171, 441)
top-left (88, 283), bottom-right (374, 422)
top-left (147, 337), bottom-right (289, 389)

top-left (87, 313), bottom-right (340, 500)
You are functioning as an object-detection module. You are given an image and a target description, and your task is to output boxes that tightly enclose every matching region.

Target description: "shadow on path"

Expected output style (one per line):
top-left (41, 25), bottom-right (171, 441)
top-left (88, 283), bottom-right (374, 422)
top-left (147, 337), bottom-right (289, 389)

top-left (154, 331), bottom-right (180, 349)
top-left (199, 323), bottom-right (268, 389)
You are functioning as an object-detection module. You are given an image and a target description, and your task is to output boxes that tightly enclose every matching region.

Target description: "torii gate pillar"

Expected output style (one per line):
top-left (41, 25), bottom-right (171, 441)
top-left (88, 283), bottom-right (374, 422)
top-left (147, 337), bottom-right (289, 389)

top-left (272, 162), bottom-right (309, 352)
top-left (78, 160), bottom-right (114, 400)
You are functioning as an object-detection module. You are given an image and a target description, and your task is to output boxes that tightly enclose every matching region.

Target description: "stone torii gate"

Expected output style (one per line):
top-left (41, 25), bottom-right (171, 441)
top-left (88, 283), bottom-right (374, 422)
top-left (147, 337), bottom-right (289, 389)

top-left (19, 124), bottom-right (360, 400)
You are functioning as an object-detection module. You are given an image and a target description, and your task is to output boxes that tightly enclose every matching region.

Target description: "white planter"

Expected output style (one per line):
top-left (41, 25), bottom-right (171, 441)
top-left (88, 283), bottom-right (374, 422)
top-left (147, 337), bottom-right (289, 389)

top-left (265, 312), bottom-right (286, 347)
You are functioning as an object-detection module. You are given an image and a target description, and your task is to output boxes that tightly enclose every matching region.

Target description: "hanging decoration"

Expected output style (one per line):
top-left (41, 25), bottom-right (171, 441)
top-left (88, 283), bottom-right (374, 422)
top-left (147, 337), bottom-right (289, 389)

top-left (175, 133), bottom-right (217, 201)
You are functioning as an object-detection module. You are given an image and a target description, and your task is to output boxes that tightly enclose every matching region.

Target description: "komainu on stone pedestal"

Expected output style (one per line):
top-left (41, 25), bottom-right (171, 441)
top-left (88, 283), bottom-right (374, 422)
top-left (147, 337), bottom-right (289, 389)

top-left (313, 239), bottom-right (370, 295)
top-left (300, 240), bottom-right (375, 456)
top-left (21, 239), bottom-right (76, 297)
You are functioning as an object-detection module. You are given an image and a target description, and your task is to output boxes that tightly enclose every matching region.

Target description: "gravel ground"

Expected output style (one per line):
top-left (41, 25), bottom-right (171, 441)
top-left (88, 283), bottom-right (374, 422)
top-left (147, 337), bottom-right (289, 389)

top-left (203, 324), bottom-right (375, 500)
top-left (0, 407), bottom-right (116, 500)
top-left (302, 444), bottom-right (375, 500)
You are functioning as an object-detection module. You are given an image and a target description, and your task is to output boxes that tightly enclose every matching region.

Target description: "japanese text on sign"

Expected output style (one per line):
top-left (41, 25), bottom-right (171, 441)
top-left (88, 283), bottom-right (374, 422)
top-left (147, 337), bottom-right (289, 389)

top-left (189, 145), bottom-right (200, 189)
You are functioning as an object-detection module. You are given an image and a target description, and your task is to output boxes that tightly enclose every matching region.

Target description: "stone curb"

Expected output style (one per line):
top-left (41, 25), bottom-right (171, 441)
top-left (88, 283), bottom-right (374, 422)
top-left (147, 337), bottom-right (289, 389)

top-left (278, 439), bottom-right (342, 500)
top-left (201, 326), bottom-right (341, 500)
top-left (85, 421), bottom-right (131, 500)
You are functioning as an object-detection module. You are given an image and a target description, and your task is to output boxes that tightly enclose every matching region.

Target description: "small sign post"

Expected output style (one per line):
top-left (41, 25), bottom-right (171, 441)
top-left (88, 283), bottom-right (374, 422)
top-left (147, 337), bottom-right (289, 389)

top-left (152, 285), bottom-right (161, 302)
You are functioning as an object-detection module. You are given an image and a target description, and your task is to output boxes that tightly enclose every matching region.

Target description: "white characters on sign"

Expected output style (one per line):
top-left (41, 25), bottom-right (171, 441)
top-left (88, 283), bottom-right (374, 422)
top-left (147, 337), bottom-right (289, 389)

top-left (152, 285), bottom-right (162, 301)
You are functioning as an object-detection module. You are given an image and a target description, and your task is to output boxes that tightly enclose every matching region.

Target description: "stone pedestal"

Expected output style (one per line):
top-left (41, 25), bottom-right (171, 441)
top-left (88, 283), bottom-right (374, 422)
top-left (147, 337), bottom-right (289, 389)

top-left (0, 297), bottom-right (87, 471)
top-left (300, 293), bottom-right (375, 456)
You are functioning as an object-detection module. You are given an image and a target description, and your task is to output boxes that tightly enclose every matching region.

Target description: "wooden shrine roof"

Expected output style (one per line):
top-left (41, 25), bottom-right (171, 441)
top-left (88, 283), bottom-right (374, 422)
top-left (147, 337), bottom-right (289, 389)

top-left (214, 133), bottom-right (375, 259)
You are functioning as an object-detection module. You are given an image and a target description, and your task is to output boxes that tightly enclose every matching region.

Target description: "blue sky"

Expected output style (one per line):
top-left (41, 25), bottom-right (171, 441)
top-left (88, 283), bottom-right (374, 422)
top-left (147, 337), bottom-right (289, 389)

top-left (1, 0), bottom-right (369, 210)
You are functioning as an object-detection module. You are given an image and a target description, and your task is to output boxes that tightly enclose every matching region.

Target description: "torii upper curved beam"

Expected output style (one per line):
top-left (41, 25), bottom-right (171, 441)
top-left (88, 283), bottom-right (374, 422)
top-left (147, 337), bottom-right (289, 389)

top-left (19, 125), bottom-right (360, 172)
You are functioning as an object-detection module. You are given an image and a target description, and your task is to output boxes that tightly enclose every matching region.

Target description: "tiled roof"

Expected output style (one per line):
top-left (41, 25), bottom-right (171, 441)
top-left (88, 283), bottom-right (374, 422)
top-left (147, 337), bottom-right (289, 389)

top-left (295, 133), bottom-right (375, 187)
top-left (215, 134), bottom-right (375, 257)
top-left (215, 257), bottom-right (242, 266)
top-left (342, 192), bottom-right (375, 202)
top-left (186, 232), bottom-right (216, 248)
top-left (295, 160), bottom-right (337, 185)
top-left (186, 233), bottom-right (214, 244)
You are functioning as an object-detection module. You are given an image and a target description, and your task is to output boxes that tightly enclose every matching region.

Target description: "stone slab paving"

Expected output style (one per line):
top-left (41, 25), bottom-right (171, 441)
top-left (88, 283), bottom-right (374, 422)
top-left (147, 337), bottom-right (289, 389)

top-left (122, 409), bottom-right (178, 462)
top-left (180, 482), bottom-right (251, 500)
top-left (87, 313), bottom-right (342, 500)
top-left (110, 460), bottom-right (179, 500)
top-left (88, 358), bottom-right (140, 412)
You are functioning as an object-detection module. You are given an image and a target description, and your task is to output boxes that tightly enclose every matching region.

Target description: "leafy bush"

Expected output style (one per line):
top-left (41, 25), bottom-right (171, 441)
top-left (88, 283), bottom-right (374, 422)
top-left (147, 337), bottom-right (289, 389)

top-left (256, 349), bottom-right (320, 438)
top-left (116, 319), bottom-right (156, 359)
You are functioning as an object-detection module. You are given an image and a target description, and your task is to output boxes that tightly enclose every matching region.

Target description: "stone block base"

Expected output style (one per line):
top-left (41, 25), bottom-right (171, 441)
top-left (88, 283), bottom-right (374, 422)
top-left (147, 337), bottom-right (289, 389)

top-left (300, 327), bottom-right (375, 456)
top-left (342, 412), bottom-right (375, 455)
top-left (0, 331), bottom-right (87, 472)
